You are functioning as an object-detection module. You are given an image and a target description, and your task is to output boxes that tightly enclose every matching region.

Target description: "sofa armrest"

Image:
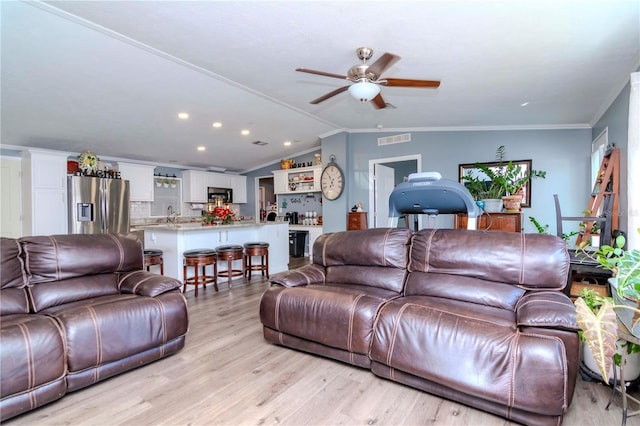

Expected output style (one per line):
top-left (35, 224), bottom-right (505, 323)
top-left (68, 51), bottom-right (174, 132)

top-left (118, 271), bottom-right (182, 297)
top-left (516, 291), bottom-right (579, 332)
top-left (270, 264), bottom-right (325, 287)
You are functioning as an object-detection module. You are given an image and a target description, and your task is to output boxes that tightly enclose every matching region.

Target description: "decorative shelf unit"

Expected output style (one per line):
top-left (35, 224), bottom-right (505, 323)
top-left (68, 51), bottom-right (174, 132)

top-left (273, 165), bottom-right (321, 194)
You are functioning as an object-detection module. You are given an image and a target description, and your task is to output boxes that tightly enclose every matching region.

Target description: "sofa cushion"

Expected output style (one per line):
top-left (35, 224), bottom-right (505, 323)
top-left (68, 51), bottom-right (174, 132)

top-left (0, 314), bottom-right (66, 420)
top-left (313, 228), bottom-right (412, 293)
top-left (21, 233), bottom-right (143, 285)
top-left (29, 274), bottom-right (120, 313)
top-left (21, 234), bottom-right (144, 312)
top-left (405, 272), bottom-right (525, 310)
top-left (260, 284), bottom-right (399, 356)
top-left (1, 237), bottom-right (28, 315)
top-left (409, 229), bottom-right (569, 291)
top-left (370, 297), bottom-right (570, 416)
top-left (42, 292), bottom-right (188, 377)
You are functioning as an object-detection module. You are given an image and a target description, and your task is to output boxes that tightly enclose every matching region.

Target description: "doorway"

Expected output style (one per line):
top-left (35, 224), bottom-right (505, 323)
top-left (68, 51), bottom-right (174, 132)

top-left (368, 155), bottom-right (421, 228)
top-left (255, 176), bottom-right (276, 221)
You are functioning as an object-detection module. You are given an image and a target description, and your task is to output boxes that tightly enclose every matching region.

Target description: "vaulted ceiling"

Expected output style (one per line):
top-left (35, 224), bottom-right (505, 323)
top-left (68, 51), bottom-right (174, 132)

top-left (2, 1), bottom-right (638, 172)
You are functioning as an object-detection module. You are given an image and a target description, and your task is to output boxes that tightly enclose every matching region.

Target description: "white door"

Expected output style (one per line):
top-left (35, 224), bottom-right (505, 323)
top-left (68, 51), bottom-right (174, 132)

top-left (374, 164), bottom-right (395, 228)
top-left (1, 158), bottom-right (22, 238)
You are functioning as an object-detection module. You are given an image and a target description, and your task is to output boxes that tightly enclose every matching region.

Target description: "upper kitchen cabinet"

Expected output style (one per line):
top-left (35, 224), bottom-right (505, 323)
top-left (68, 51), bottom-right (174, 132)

top-left (208, 172), bottom-right (231, 189)
top-left (230, 175), bottom-right (247, 203)
top-left (117, 163), bottom-right (155, 202)
top-left (273, 165), bottom-right (321, 194)
top-left (182, 170), bottom-right (209, 203)
top-left (183, 171), bottom-right (247, 203)
top-left (21, 149), bottom-right (68, 236)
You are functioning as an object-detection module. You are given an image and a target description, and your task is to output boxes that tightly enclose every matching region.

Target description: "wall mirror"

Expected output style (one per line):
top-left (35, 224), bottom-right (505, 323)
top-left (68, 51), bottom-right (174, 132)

top-left (458, 159), bottom-right (534, 207)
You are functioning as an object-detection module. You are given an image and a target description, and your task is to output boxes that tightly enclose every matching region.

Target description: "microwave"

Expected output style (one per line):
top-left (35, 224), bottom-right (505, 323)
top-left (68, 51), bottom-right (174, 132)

top-left (207, 187), bottom-right (233, 204)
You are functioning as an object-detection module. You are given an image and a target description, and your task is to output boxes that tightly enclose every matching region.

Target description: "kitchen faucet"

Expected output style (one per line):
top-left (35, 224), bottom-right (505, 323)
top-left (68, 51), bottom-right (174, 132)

top-left (167, 205), bottom-right (175, 223)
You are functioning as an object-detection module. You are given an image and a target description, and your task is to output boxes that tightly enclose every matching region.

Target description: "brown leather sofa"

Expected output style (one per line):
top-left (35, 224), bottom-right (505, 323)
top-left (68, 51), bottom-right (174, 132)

top-left (0, 234), bottom-right (189, 421)
top-left (260, 228), bottom-right (579, 426)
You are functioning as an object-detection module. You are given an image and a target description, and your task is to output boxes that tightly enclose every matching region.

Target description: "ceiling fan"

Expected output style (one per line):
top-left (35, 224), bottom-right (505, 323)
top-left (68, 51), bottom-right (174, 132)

top-left (296, 47), bottom-right (440, 109)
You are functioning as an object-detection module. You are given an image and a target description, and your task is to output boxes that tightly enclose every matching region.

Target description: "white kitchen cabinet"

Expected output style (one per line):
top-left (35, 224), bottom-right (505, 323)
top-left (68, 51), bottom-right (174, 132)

top-left (117, 162), bottom-right (155, 201)
top-left (21, 149), bottom-right (68, 236)
top-left (208, 172), bottom-right (231, 189)
top-left (182, 170), bottom-right (209, 202)
top-left (230, 175), bottom-right (247, 203)
top-left (273, 165), bottom-right (321, 194)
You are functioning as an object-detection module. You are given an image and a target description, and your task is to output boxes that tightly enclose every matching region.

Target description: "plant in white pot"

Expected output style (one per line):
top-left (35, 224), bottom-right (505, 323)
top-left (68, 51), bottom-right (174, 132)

top-left (575, 232), bottom-right (640, 384)
top-left (463, 146), bottom-right (546, 213)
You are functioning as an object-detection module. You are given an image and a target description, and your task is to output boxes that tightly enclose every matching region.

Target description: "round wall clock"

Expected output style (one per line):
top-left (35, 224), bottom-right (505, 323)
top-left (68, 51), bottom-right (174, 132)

top-left (321, 155), bottom-right (345, 201)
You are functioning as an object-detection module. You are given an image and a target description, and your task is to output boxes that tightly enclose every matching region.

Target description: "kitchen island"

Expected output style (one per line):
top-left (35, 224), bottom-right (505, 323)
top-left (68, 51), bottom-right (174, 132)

top-left (140, 222), bottom-right (289, 285)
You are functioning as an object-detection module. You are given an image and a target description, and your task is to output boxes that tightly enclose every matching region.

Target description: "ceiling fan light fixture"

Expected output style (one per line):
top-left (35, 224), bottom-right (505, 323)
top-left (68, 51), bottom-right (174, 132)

top-left (348, 81), bottom-right (380, 103)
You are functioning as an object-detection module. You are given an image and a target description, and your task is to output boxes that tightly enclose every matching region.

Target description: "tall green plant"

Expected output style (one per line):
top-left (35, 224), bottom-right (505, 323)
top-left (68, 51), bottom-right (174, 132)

top-left (472, 146), bottom-right (546, 196)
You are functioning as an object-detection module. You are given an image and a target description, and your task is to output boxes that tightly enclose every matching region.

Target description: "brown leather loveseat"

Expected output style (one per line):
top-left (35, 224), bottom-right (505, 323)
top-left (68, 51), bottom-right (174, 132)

top-left (0, 233), bottom-right (189, 421)
top-left (260, 228), bottom-right (579, 425)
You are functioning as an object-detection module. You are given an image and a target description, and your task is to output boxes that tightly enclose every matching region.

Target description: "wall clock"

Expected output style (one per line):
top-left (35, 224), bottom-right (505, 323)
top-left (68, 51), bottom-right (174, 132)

top-left (321, 155), bottom-right (345, 201)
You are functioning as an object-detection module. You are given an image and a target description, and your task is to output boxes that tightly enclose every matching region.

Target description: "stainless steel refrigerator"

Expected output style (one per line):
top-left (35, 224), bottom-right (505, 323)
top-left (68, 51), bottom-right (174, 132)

top-left (68, 176), bottom-right (130, 234)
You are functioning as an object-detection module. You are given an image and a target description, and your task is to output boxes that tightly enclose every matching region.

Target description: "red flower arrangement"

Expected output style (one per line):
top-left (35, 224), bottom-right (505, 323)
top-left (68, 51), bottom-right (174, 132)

top-left (212, 207), bottom-right (235, 223)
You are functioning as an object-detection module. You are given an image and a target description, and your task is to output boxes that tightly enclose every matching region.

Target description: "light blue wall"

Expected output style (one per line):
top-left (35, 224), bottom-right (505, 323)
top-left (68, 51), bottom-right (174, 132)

top-left (593, 80), bottom-right (630, 235)
top-left (321, 128), bottom-right (592, 234)
top-left (321, 133), bottom-right (349, 233)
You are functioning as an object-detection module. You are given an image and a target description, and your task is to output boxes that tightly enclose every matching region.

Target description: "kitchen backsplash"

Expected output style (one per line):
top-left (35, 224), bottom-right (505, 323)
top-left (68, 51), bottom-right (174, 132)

top-left (277, 193), bottom-right (322, 217)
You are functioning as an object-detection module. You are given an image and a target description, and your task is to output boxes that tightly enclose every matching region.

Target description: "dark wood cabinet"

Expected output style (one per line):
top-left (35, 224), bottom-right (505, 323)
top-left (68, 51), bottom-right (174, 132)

top-left (347, 212), bottom-right (368, 231)
top-left (454, 212), bottom-right (522, 233)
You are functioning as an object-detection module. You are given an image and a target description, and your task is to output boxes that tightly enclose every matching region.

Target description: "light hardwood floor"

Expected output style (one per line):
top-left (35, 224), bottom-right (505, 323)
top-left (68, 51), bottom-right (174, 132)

top-left (7, 273), bottom-right (639, 426)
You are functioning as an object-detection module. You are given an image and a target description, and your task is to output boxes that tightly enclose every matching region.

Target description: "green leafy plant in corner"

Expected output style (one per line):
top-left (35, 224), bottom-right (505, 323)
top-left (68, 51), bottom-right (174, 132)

top-left (578, 233), bottom-right (640, 301)
top-left (575, 288), bottom-right (640, 384)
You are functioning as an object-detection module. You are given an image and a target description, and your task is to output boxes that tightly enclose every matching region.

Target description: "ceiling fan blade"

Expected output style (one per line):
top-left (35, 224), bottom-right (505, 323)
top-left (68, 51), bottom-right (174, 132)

top-left (310, 86), bottom-right (350, 104)
top-left (296, 68), bottom-right (347, 80)
top-left (367, 53), bottom-right (401, 79)
top-left (382, 78), bottom-right (441, 88)
top-left (371, 93), bottom-right (387, 109)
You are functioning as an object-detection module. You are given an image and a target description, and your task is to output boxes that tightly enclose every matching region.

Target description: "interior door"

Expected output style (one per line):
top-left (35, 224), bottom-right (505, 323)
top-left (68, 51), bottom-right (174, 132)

top-left (374, 164), bottom-right (395, 227)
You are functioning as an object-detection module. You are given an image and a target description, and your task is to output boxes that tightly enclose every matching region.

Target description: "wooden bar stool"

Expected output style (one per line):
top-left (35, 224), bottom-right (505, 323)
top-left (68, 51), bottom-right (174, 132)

top-left (216, 245), bottom-right (245, 288)
top-left (183, 249), bottom-right (218, 297)
top-left (143, 248), bottom-right (164, 275)
top-left (243, 242), bottom-right (269, 281)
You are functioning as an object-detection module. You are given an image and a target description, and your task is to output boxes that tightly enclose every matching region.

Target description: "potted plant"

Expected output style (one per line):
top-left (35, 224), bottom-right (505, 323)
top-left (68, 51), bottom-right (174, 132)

top-left (575, 288), bottom-right (640, 385)
top-left (575, 231), bottom-right (640, 375)
top-left (461, 170), bottom-right (504, 212)
top-left (470, 146), bottom-right (546, 212)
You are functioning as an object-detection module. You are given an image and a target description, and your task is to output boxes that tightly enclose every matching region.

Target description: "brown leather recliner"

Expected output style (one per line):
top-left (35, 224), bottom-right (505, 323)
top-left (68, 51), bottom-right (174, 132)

top-left (0, 234), bottom-right (189, 421)
top-left (260, 228), bottom-right (579, 426)
top-left (260, 228), bottom-right (413, 367)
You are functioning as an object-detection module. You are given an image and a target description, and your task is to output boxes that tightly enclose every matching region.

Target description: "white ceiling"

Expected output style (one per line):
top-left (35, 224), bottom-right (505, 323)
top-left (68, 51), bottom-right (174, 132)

top-left (2, 1), bottom-right (639, 173)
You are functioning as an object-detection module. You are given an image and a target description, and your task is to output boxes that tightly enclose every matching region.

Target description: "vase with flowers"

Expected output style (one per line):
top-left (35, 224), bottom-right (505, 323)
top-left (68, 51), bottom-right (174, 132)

top-left (211, 207), bottom-right (235, 225)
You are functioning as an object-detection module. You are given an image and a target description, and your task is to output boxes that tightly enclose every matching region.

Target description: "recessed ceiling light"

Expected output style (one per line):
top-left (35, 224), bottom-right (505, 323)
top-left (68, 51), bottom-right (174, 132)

top-left (520, 102), bottom-right (530, 107)
top-left (212, 122), bottom-right (222, 128)
top-left (178, 112), bottom-right (189, 119)
top-left (197, 146), bottom-right (206, 151)
top-left (241, 129), bottom-right (250, 135)
top-left (283, 141), bottom-right (292, 146)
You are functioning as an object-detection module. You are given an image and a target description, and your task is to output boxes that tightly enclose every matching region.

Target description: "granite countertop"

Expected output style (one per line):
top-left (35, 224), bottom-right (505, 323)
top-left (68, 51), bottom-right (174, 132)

top-left (133, 222), bottom-right (285, 231)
